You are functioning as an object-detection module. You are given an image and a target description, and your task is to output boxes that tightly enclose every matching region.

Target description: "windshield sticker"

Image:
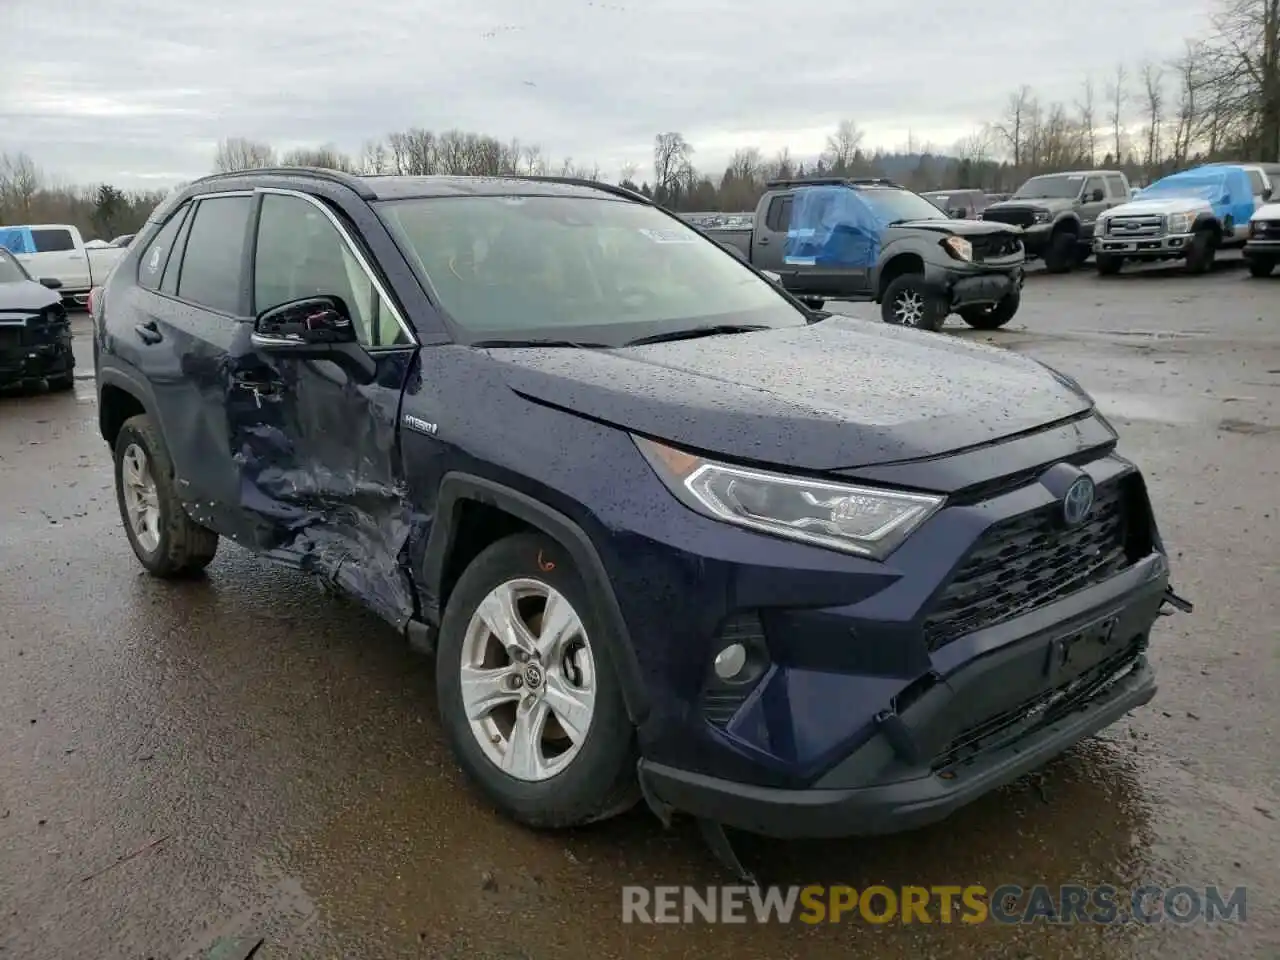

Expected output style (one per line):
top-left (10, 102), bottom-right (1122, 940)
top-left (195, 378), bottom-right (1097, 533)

top-left (637, 228), bottom-right (697, 243)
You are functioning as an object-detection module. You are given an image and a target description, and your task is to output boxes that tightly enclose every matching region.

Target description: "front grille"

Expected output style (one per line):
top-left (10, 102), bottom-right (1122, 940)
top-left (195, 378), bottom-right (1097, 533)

top-left (970, 234), bottom-right (1023, 261)
top-left (981, 207), bottom-right (1038, 229)
top-left (0, 325), bottom-right (25, 354)
top-left (1254, 220), bottom-right (1280, 236)
top-left (932, 640), bottom-right (1144, 771)
top-left (922, 476), bottom-right (1133, 651)
top-left (1106, 215), bottom-right (1164, 238)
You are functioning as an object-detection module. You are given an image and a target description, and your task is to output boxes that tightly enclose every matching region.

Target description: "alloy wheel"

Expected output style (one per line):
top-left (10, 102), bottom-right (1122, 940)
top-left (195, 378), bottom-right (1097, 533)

top-left (892, 289), bottom-right (925, 325)
top-left (120, 442), bottom-right (162, 552)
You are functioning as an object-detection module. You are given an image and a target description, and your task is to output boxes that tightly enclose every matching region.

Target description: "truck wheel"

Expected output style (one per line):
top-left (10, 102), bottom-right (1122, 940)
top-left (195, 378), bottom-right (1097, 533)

top-left (46, 373), bottom-right (75, 392)
top-left (113, 413), bottom-right (219, 577)
top-left (1043, 230), bottom-right (1078, 273)
top-left (436, 532), bottom-right (639, 829)
top-left (1184, 230), bottom-right (1216, 274)
top-left (881, 275), bottom-right (947, 331)
top-left (959, 288), bottom-right (1021, 330)
top-left (1248, 258), bottom-right (1275, 278)
top-left (1095, 254), bottom-right (1124, 276)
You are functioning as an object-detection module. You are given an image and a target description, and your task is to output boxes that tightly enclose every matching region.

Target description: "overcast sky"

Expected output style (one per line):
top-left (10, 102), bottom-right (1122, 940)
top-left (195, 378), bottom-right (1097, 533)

top-left (2, 0), bottom-right (1215, 190)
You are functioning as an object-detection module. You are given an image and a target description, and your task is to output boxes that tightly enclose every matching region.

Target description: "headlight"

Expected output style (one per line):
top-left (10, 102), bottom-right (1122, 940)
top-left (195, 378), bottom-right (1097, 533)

top-left (1250, 220), bottom-right (1260, 236)
top-left (941, 235), bottom-right (972, 261)
top-left (634, 436), bottom-right (945, 560)
top-left (1033, 210), bottom-right (1051, 223)
top-left (1167, 212), bottom-right (1194, 233)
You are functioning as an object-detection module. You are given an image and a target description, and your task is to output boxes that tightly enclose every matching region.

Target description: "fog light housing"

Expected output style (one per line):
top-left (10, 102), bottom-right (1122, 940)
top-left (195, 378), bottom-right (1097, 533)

top-left (702, 612), bottom-right (772, 727)
top-left (713, 643), bottom-right (748, 680)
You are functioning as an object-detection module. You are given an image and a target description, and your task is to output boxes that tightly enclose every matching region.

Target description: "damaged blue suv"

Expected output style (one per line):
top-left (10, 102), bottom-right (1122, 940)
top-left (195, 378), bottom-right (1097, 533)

top-left (92, 168), bottom-right (1189, 875)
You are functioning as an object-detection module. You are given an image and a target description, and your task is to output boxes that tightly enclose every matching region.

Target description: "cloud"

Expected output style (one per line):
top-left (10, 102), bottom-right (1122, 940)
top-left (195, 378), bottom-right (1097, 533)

top-left (1, 0), bottom-right (1214, 189)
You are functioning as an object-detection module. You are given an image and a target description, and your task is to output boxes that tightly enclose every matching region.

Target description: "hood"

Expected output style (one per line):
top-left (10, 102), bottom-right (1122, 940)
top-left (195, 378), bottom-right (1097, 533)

top-left (0, 279), bottom-right (60, 313)
top-left (488, 318), bottom-right (1093, 472)
top-left (889, 218), bottom-right (1022, 237)
top-left (1102, 197), bottom-right (1211, 218)
top-left (1250, 201), bottom-right (1280, 222)
top-left (985, 197), bottom-right (1076, 213)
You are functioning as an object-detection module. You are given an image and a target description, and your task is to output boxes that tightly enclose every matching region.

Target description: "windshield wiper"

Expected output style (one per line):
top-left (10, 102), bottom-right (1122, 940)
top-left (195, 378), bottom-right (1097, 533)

top-left (470, 338), bottom-right (611, 349)
top-left (624, 324), bottom-right (771, 347)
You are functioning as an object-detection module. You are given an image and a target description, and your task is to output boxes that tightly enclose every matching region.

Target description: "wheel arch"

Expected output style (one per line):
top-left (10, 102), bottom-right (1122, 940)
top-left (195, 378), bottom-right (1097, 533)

top-left (97, 367), bottom-right (155, 448)
top-left (876, 252), bottom-right (926, 299)
top-left (421, 472), bottom-right (651, 725)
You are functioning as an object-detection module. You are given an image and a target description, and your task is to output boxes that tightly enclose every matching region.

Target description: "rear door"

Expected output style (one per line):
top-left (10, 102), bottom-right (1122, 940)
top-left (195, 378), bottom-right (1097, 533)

top-left (753, 192), bottom-right (792, 271)
top-left (128, 191), bottom-right (264, 541)
top-left (26, 227), bottom-right (90, 290)
top-left (229, 188), bottom-right (421, 625)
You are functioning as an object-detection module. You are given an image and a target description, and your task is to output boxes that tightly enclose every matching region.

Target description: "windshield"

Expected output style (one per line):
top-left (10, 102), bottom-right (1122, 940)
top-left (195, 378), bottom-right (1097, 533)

top-left (0, 250), bottom-right (29, 283)
top-left (858, 187), bottom-right (948, 222)
top-left (1138, 177), bottom-right (1222, 202)
top-left (376, 195), bottom-right (807, 344)
top-left (1013, 174), bottom-right (1084, 200)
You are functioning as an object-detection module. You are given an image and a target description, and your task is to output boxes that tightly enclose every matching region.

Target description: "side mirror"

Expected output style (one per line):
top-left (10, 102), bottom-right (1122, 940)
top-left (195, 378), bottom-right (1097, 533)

top-left (250, 295), bottom-right (376, 384)
top-left (717, 240), bottom-right (747, 262)
top-left (38, 277), bottom-right (63, 289)
top-left (1089, 188), bottom-right (1105, 202)
top-left (1263, 186), bottom-right (1273, 201)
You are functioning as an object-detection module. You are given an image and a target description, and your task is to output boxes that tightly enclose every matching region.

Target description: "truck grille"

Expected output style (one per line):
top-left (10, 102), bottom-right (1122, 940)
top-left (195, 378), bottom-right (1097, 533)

top-left (1105, 215), bottom-right (1163, 238)
top-left (970, 234), bottom-right (1023, 261)
top-left (981, 207), bottom-right (1038, 229)
top-left (0, 326), bottom-right (23, 354)
top-left (1254, 220), bottom-right (1280, 236)
top-left (922, 475), bottom-right (1136, 651)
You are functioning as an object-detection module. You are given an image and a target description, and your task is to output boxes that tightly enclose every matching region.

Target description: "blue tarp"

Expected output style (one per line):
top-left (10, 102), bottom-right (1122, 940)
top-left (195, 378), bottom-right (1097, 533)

top-left (1137, 166), bottom-right (1256, 227)
top-left (0, 227), bottom-right (34, 254)
top-left (784, 186), bottom-right (883, 268)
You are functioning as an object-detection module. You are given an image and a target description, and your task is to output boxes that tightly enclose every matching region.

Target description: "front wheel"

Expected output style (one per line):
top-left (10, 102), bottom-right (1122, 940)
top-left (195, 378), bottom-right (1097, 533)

top-left (436, 532), bottom-right (639, 828)
top-left (1095, 254), bottom-right (1124, 276)
top-left (1248, 258), bottom-right (1275, 278)
top-left (113, 414), bottom-right (219, 577)
top-left (880, 275), bottom-right (947, 331)
top-left (1043, 230), bottom-right (1079, 273)
top-left (958, 288), bottom-right (1021, 330)
top-left (1184, 230), bottom-right (1217, 274)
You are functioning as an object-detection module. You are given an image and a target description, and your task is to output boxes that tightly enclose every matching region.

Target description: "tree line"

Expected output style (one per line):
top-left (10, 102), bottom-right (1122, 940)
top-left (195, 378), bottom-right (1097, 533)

top-left (2, 0), bottom-right (1275, 235)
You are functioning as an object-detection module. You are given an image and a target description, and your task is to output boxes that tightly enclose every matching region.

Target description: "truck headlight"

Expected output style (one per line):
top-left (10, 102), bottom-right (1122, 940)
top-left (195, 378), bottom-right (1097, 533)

top-left (1033, 210), bottom-right (1051, 223)
top-left (941, 236), bottom-right (973, 261)
top-left (1167, 212), bottom-right (1193, 234)
top-left (634, 437), bottom-right (945, 560)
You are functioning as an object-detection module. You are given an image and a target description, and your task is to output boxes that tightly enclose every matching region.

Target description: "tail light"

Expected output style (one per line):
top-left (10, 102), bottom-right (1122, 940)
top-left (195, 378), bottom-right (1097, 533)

top-left (86, 286), bottom-right (99, 316)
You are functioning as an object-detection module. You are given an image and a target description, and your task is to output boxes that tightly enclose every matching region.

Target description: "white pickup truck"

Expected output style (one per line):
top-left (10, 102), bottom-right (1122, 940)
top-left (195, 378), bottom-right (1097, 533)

top-left (0, 223), bottom-right (127, 308)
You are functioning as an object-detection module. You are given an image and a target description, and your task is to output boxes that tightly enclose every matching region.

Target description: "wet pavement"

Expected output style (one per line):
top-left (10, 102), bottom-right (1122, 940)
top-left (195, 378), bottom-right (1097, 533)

top-left (1, 262), bottom-right (1277, 959)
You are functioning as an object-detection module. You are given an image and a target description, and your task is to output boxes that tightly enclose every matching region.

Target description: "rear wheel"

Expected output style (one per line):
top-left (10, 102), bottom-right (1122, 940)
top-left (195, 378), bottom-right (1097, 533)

top-left (113, 414), bottom-right (219, 577)
top-left (46, 373), bottom-right (74, 392)
top-left (880, 274), bottom-right (947, 332)
top-left (1184, 230), bottom-right (1217, 274)
top-left (1095, 254), bottom-right (1124, 276)
top-left (1248, 258), bottom-right (1275, 278)
top-left (1043, 230), bottom-right (1079, 273)
top-left (958, 288), bottom-right (1021, 330)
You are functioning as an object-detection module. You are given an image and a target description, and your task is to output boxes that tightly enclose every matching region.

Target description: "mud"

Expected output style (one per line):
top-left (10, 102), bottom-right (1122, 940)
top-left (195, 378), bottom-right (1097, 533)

top-left (1, 262), bottom-right (1277, 958)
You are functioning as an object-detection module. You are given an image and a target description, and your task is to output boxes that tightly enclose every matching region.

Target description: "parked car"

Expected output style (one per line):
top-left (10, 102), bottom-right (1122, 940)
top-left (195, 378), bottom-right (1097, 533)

top-left (1244, 200), bottom-right (1280, 277)
top-left (92, 168), bottom-right (1189, 872)
top-left (1093, 164), bottom-right (1256, 275)
top-left (920, 189), bottom-right (988, 219)
top-left (707, 177), bottom-right (1025, 331)
top-left (0, 247), bottom-right (74, 391)
top-left (980, 170), bottom-right (1132, 272)
top-left (0, 223), bottom-right (127, 308)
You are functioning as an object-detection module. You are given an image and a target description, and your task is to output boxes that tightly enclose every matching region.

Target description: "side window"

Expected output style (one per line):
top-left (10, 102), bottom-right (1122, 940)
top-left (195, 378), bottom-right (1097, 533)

top-left (137, 204), bottom-right (190, 291)
top-left (765, 195), bottom-right (793, 232)
top-left (31, 228), bottom-right (75, 252)
top-left (176, 196), bottom-right (253, 314)
top-left (253, 193), bottom-right (408, 347)
top-left (1083, 177), bottom-right (1105, 201)
top-left (1105, 176), bottom-right (1128, 200)
top-left (1246, 170), bottom-right (1265, 195)
top-left (160, 206), bottom-right (195, 296)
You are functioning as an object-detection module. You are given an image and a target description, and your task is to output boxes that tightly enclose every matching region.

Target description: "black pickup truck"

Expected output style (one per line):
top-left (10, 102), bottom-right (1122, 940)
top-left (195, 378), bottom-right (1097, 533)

top-left (708, 178), bottom-right (1026, 332)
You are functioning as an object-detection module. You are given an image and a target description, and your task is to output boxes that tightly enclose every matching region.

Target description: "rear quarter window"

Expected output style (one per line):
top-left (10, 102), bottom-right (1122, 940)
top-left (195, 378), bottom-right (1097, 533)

top-left (31, 228), bottom-right (75, 253)
top-left (174, 196), bottom-right (253, 314)
top-left (137, 204), bottom-right (191, 292)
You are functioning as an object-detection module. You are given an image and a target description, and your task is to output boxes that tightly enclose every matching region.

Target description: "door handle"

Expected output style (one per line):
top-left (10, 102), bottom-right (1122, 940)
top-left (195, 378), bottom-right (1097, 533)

top-left (757, 237), bottom-right (770, 245)
top-left (135, 320), bottom-right (162, 345)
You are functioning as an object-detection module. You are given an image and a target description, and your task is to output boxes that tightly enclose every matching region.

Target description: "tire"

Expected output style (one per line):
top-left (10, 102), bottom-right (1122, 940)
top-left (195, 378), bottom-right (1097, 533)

top-left (1043, 229), bottom-right (1078, 273)
top-left (959, 288), bottom-right (1021, 330)
top-left (113, 413), bottom-right (219, 577)
top-left (1248, 258), bottom-right (1275, 278)
top-left (436, 532), bottom-right (639, 828)
top-left (880, 274), bottom-right (947, 331)
top-left (1095, 254), bottom-right (1124, 276)
top-left (1184, 230), bottom-right (1216, 274)
top-left (46, 373), bottom-right (75, 391)
top-left (1073, 244), bottom-right (1092, 266)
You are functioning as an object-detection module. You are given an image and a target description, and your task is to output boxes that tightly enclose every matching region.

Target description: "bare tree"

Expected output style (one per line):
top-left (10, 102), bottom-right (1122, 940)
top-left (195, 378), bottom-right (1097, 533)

top-left (652, 132), bottom-right (692, 200)
top-left (213, 137), bottom-right (276, 173)
top-left (1077, 77), bottom-right (1098, 165)
top-left (1106, 64), bottom-right (1128, 162)
top-left (0, 152), bottom-right (41, 219)
top-left (1170, 41), bottom-right (1206, 164)
top-left (618, 160), bottom-right (638, 185)
top-left (995, 86), bottom-right (1033, 166)
top-left (822, 119), bottom-right (864, 172)
top-left (1140, 61), bottom-right (1166, 166)
top-left (359, 140), bottom-right (389, 174)
top-left (1203, 0), bottom-right (1280, 159)
top-left (280, 144), bottom-right (355, 171)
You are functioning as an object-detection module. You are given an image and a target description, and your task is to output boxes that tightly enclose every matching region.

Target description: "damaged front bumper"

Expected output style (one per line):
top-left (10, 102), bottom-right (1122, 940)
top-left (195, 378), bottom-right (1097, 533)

top-left (0, 341), bottom-right (74, 385)
top-left (925, 259), bottom-right (1024, 310)
top-left (638, 556), bottom-right (1181, 841)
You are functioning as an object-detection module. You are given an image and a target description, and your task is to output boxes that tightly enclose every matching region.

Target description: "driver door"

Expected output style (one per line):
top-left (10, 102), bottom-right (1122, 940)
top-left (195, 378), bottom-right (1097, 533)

top-left (1079, 177), bottom-right (1108, 240)
top-left (230, 189), bottom-right (422, 626)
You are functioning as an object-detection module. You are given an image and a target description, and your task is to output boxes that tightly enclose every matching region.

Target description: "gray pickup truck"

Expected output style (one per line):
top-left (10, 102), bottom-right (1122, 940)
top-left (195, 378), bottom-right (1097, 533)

top-left (706, 178), bottom-right (1026, 332)
top-left (980, 170), bottom-right (1132, 273)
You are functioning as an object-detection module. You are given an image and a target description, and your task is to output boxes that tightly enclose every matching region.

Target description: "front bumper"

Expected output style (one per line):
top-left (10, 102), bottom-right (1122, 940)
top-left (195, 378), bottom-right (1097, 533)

top-left (1094, 232), bottom-right (1193, 259)
top-left (925, 259), bottom-right (1024, 309)
top-left (0, 340), bottom-right (74, 385)
top-left (1243, 238), bottom-right (1280, 260)
top-left (1018, 222), bottom-right (1054, 255)
top-left (638, 555), bottom-right (1166, 838)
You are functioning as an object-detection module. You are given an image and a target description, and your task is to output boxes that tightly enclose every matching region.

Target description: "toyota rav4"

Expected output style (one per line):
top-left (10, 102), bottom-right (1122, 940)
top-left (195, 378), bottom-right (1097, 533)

top-left (91, 168), bottom-right (1188, 875)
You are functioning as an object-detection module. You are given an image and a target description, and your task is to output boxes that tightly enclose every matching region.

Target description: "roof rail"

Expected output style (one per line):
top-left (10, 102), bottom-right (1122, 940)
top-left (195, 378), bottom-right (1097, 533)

top-left (765, 176), bottom-right (904, 190)
top-left (190, 166), bottom-right (376, 199)
top-left (518, 175), bottom-right (652, 203)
